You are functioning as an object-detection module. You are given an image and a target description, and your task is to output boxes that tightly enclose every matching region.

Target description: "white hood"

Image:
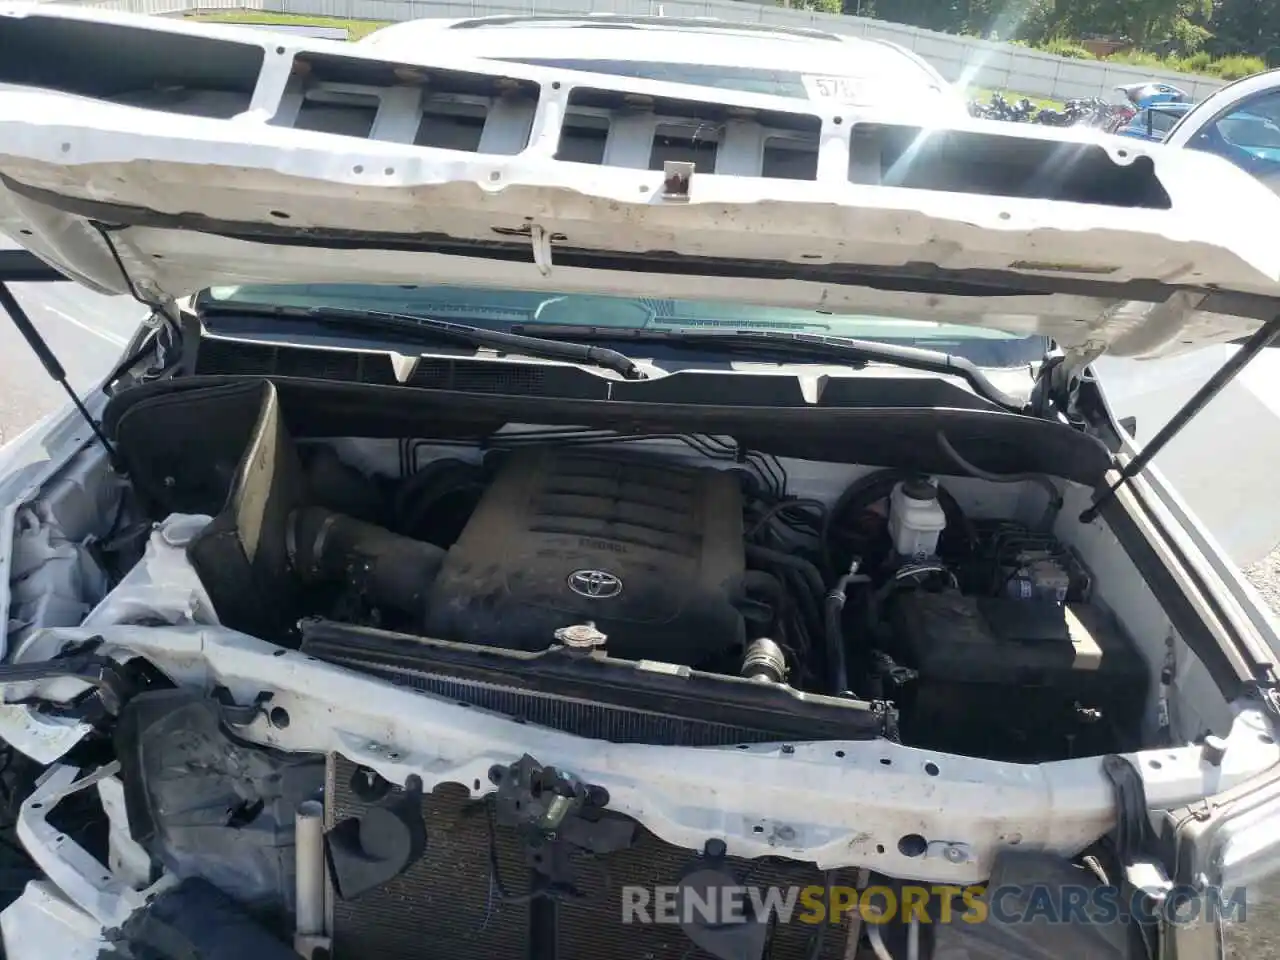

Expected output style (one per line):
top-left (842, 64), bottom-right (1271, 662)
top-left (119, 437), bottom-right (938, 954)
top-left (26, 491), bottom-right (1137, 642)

top-left (1, 5), bottom-right (1279, 358)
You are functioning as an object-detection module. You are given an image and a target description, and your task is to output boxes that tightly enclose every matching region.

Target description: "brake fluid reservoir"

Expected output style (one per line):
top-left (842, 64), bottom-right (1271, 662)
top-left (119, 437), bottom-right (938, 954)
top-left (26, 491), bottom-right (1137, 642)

top-left (889, 479), bottom-right (947, 559)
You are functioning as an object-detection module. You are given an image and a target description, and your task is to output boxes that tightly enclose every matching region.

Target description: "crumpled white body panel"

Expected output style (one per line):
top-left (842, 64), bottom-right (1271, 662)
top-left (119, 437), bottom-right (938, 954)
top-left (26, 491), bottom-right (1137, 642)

top-left (0, 881), bottom-right (107, 960)
top-left (7, 614), bottom-right (1278, 890)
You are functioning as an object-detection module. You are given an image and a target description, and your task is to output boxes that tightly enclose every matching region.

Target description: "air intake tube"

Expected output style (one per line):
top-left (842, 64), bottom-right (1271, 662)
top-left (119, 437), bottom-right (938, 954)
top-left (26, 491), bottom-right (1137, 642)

top-left (288, 507), bottom-right (446, 619)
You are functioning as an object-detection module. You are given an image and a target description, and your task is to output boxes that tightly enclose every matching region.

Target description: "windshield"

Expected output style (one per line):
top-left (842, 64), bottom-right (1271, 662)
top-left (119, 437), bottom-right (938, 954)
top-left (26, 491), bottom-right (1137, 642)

top-left (200, 284), bottom-right (1048, 368)
top-left (1186, 90), bottom-right (1280, 191)
top-left (1147, 108), bottom-right (1187, 135)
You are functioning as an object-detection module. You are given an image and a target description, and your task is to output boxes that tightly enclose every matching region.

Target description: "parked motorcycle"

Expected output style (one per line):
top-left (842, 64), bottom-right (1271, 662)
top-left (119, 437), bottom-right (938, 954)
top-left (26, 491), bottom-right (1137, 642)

top-left (1106, 104), bottom-right (1138, 132)
top-left (970, 90), bottom-right (1155, 132)
top-left (968, 92), bottom-right (1038, 122)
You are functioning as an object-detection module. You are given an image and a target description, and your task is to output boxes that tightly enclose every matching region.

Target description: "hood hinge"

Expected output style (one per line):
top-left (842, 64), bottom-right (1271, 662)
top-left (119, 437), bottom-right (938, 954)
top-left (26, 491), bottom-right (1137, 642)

top-left (141, 287), bottom-right (181, 328)
top-left (1030, 341), bottom-right (1105, 419)
top-left (90, 222), bottom-right (181, 330)
top-left (1243, 664), bottom-right (1280, 718)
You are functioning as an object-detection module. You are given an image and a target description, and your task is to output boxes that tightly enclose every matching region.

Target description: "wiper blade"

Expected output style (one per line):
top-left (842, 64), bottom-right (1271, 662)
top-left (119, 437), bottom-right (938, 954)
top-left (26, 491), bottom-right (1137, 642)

top-left (199, 302), bottom-right (647, 381)
top-left (513, 324), bottom-right (1025, 412)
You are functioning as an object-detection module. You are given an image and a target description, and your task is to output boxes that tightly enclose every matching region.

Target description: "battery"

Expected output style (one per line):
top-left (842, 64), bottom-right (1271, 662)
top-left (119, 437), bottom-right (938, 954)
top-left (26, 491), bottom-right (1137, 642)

top-left (887, 591), bottom-right (1149, 761)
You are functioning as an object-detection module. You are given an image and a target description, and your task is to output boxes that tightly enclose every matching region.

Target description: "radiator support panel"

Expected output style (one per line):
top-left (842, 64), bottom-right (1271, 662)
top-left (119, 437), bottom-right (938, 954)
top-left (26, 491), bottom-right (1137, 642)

top-left (326, 755), bottom-right (860, 960)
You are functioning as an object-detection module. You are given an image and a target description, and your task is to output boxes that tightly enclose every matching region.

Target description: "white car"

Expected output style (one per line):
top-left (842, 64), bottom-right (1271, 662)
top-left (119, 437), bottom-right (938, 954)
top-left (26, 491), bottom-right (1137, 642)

top-left (0, 6), bottom-right (1279, 960)
top-left (1164, 68), bottom-right (1280, 190)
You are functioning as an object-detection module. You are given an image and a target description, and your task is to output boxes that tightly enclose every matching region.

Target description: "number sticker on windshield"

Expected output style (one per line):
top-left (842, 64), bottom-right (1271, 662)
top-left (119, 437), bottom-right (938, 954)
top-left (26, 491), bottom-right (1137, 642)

top-left (802, 75), bottom-right (871, 106)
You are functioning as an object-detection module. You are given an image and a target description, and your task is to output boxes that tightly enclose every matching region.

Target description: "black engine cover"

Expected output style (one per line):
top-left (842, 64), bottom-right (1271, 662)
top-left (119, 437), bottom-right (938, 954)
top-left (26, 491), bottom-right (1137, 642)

top-left (422, 449), bottom-right (746, 664)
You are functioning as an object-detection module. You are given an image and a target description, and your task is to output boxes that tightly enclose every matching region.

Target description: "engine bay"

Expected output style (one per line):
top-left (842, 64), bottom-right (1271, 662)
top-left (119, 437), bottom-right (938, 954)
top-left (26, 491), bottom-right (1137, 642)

top-left (2, 373), bottom-right (1257, 960)
top-left (97, 378), bottom-right (1148, 765)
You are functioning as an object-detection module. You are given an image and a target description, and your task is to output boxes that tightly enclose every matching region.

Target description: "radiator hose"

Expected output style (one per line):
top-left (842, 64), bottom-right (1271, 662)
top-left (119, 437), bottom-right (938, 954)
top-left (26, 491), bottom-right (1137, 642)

top-left (936, 430), bottom-right (1062, 533)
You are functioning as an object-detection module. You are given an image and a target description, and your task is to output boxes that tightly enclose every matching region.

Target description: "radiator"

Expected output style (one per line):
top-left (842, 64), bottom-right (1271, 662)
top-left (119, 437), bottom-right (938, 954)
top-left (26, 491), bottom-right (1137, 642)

top-left (299, 620), bottom-right (886, 747)
top-left (326, 755), bottom-right (859, 960)
top-left (318, 668), bottom-right (785, 746)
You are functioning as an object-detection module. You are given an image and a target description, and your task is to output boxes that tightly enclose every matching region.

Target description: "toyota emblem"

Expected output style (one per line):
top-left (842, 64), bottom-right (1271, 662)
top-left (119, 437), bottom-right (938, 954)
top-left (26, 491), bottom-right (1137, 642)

top-left (567, 569), bottom-right (623, 599)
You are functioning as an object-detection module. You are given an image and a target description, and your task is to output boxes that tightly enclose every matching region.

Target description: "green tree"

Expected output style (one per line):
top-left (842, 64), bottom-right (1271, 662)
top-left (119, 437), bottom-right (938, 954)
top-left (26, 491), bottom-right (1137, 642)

top-left (1031, 0), bottom-right (1207, 49)
top-left (1208, 0), bottom-right (1280, 61)
top-left (785, 0), bottom-right (844, 12)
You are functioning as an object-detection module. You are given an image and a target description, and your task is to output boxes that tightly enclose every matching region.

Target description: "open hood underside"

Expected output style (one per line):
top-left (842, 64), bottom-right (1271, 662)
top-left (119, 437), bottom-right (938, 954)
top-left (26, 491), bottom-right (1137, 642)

top-left (2, 6), bottom-right (1280, 358)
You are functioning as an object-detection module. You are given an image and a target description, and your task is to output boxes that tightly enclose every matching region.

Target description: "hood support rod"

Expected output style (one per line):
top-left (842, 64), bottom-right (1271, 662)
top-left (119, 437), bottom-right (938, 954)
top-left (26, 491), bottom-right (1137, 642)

top-left (0, 282), bottom-right (119, 466)
top-left (1081, 314), bottom-right (1280, 523)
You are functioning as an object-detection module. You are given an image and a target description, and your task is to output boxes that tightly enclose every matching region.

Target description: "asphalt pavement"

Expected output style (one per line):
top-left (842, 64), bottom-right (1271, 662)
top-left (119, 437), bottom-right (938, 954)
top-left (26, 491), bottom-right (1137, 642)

top-left (0, 241), bottom-right (142, 442)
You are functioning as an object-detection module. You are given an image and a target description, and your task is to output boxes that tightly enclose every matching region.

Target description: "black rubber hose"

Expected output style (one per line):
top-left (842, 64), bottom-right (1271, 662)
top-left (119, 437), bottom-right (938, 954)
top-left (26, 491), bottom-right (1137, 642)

top-left (746, 545), bottom-right (825, 606)
top-left (864, 577), bottom-right (919, 646)
top-left (935, 484), bottom-right (979, 553)
top-left (746, 497), bottom-right (827, 539)
top-left (746, 544), bottom-right (852, 695)
top-left (935, 431), bottom-right (1063, 532)
top-left (741, 570), bottom-right (787, 620)
top-left (823, 594), bottom-right (846, 695)
top-left (782, 569), bottom-right (824, 657)
top-left (745, 546), bottom-right (826, 665)
top-left (824, 570), bottom-right (873, 696)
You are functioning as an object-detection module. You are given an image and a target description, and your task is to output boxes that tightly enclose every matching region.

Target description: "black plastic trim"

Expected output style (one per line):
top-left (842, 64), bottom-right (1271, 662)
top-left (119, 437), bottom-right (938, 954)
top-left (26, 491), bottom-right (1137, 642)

top-left (100, 375), bottom-right (1115, 486)
top-left (0, 248), bottom-right (71, 282)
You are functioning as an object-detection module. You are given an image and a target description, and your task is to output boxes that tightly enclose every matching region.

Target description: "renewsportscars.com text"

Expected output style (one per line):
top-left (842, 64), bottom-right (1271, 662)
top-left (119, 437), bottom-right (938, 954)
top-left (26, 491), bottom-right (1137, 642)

top-left (621, 884), bottom-right (1248, 926)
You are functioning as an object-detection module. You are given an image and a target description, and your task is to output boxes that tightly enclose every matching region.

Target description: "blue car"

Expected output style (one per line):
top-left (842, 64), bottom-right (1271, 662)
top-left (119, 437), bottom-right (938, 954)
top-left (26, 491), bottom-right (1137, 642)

top-left (1115, 101), bottom-right (1193, 141)
top-left (1115, 81), bottom-right (1192, 109)
top-left (1163, 67), bottom-right (1280, 192)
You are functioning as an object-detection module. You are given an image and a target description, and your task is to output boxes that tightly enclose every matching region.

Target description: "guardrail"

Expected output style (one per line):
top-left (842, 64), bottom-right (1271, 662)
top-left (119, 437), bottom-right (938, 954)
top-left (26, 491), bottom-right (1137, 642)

top-left (55, 0), bottom-right (1232, 103)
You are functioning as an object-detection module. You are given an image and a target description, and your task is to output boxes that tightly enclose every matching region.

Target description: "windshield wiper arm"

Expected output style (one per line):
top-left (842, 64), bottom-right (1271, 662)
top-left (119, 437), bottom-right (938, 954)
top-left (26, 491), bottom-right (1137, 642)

top-left (199, 303), bottom-right (647, 381)
top-left (513, 325), bottom-right (1025, 412)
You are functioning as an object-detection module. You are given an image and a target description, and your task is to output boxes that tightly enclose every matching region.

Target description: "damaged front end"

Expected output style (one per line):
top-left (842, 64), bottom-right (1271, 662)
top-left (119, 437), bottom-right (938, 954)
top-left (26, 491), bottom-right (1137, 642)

top-left (0, 6), bottom-right (1279, 960)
